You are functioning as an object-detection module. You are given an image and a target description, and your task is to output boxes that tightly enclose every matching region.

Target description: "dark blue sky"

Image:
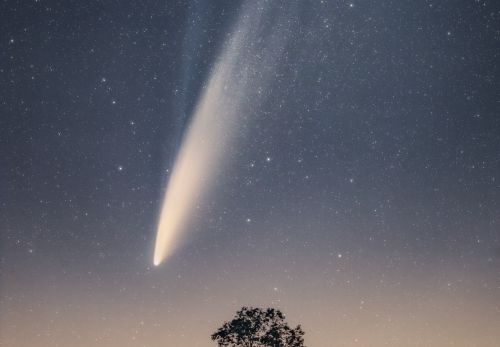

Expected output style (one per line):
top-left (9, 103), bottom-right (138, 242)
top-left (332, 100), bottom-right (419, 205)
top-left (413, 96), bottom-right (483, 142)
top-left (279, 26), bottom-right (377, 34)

top-left (1, 1), bottom-right (499, 346)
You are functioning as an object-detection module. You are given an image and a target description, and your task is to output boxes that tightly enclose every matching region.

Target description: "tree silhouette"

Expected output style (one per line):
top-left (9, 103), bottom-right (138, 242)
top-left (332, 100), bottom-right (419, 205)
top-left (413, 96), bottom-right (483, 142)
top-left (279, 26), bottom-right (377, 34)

top-left (211, 307), bottom-right (305, 347)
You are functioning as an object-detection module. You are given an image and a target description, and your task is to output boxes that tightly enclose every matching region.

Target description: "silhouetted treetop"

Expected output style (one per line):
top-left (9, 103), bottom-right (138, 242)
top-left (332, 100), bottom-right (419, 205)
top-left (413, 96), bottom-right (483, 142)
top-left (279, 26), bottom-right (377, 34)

top-left (211, 306), bottom-right (305, 347)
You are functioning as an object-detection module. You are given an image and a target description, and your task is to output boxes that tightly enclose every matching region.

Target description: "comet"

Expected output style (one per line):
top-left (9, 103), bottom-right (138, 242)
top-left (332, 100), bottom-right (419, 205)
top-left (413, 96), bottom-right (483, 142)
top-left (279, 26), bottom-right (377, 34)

top-left (153, 0), bottom-right (294, 266)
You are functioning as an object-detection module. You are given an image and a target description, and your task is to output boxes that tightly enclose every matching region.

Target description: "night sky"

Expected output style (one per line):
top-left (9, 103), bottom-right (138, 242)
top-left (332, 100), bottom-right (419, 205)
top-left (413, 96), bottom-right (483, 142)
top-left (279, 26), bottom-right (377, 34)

top-left (1, 1), bottom-right (500, 346)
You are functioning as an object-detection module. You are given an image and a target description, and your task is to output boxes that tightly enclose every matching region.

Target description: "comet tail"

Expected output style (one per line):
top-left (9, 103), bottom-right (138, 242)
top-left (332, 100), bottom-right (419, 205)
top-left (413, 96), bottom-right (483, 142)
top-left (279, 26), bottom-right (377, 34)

top-left (153, 1), bottom-right (292, 266)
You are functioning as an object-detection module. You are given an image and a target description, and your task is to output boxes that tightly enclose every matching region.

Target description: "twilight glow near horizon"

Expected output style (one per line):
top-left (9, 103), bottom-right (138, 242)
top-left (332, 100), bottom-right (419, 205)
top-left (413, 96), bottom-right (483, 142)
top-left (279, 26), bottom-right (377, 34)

top-left (2, 1), bottom-right (500, 347)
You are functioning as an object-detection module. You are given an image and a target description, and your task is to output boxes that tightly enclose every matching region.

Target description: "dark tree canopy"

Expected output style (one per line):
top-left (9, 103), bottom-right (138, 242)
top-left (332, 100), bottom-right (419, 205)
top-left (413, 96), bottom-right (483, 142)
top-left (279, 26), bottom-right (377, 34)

top-left (211, 307), bottom-right (305, 347)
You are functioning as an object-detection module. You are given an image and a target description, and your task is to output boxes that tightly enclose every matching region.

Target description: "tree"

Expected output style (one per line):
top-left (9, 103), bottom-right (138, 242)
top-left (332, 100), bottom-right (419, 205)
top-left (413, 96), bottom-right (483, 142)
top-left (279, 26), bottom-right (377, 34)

top-left (211, 307), bottom-right (305, 347)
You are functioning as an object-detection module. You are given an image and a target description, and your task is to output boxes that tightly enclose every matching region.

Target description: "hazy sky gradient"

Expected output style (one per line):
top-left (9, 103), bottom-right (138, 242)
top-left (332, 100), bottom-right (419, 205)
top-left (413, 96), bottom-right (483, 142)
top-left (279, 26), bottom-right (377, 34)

top-left (1, 1), bottom-right (499, 346)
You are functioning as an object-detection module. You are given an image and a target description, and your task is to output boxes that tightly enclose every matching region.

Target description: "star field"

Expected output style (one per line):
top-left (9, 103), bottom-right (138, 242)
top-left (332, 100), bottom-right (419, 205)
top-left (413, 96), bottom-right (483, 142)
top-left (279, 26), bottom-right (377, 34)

top-left (1, 1), bottom-right (500, 346)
